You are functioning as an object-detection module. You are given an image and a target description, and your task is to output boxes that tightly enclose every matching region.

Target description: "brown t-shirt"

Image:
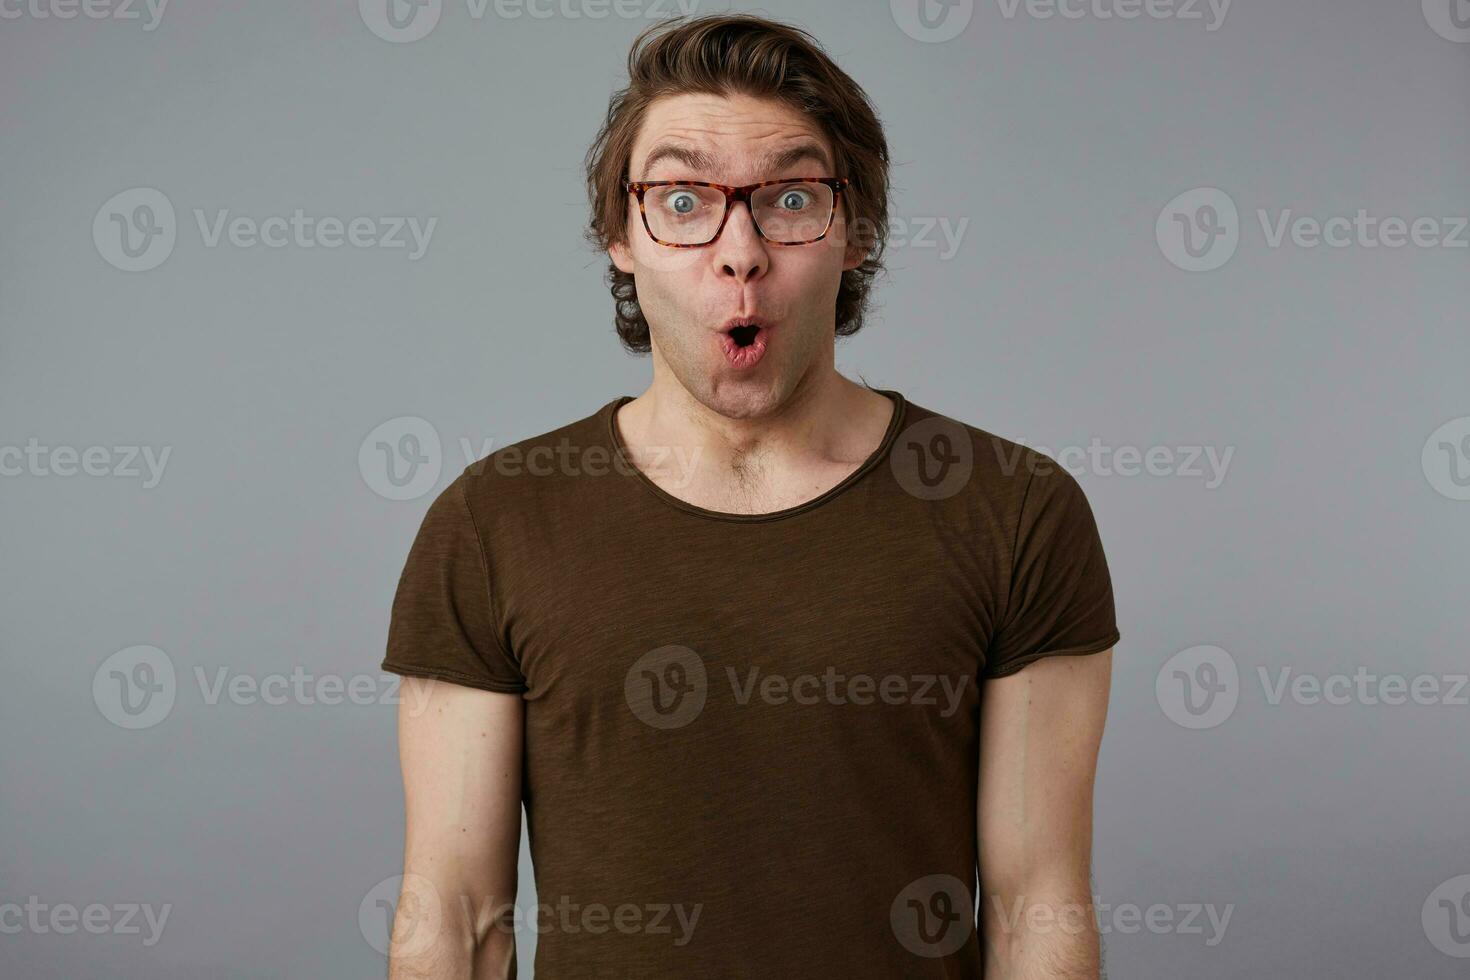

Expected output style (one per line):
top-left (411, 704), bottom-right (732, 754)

top-left (381, 387), bottom-right (1119, 978)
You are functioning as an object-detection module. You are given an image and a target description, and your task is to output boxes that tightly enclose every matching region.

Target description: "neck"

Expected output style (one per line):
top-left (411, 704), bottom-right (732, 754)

top-left (616, 356), bottom-right (894, 506)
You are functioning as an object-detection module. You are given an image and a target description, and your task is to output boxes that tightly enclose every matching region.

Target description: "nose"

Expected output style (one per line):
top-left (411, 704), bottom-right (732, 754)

top-left (709, 199), bottom-right (769, 284)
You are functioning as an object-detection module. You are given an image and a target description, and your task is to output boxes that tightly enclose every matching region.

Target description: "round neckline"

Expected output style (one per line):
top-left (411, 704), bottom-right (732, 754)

top-left (604, 388), bottom-right (907, 524)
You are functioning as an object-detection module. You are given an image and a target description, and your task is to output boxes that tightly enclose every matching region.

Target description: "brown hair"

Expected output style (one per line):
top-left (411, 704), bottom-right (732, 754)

top-left (583, 13), bottom-right (892, 354)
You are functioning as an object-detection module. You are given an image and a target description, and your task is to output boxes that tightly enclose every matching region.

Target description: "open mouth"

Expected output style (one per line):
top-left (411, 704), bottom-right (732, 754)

top-left (728, 323), bottom-right (761, 348)
top-left (718, 317), bottom-right (770, 369)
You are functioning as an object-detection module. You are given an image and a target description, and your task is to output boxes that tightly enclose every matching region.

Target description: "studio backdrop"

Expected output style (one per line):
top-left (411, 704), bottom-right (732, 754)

top-left (2, 1), bottom-right (1467, 977)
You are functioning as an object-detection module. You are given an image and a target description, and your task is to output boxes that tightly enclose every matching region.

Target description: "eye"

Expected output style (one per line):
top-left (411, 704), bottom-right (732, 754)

top-left (775, 187), bottom-right (815, 212)
top-left (667, 191), bottom-right (698, 214)
top-left (654, 188), bottom-right (708, 218)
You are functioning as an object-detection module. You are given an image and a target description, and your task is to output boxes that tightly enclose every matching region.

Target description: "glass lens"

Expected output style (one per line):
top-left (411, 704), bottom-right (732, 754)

top-left (752, 181), bottom-right (835, 243)
top-left (643, 184), bottom-right (728, 245)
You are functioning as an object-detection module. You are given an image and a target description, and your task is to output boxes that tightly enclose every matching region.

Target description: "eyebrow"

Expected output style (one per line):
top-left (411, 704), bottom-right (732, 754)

top-left (636, 140), bottom-right (833, 179)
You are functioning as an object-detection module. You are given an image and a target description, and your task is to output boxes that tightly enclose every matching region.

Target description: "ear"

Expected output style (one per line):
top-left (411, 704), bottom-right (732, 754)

top-left (609, 236), bottom-right (635, 275)
top-left (841, 241), bottom-right (868, 271)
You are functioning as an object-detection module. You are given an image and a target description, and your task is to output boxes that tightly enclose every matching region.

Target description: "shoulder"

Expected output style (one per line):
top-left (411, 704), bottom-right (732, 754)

top-left (895, 396), bottom-right (1073, 511)
top-left (451, 398), bottom-right (620, 533)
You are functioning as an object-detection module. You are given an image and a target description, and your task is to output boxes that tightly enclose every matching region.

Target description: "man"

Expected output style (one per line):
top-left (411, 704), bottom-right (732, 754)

top-left (381, 13), bottom-right (1118, 978)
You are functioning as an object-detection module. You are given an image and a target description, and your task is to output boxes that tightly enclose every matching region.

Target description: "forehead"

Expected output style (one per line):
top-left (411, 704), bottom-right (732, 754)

top-left (630, 92), bottom-right (834, 180)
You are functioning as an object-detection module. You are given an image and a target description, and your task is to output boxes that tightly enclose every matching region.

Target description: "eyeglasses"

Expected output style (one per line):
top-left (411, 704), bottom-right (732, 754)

top-left (623, 176), bottom-right (849, 247)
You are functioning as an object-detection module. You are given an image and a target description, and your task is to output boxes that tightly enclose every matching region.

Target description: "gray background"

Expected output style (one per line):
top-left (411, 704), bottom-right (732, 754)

top-left (2, 0), bottom-right (1467, 976)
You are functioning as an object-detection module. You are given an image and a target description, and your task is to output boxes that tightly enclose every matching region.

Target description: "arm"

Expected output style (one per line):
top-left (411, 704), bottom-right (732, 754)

top-left (977, 648), bottom-right (1113, 979)
top-left (388, 677), bottom-right (523, 979)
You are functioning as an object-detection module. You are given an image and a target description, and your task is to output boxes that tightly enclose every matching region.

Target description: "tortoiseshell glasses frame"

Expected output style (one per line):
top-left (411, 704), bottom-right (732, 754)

top-left (623, 176), bottom-right (850, 248)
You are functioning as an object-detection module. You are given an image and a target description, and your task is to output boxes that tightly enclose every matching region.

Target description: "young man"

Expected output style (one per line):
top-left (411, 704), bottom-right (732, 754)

top-left (381, 14), bottom-right (1118, 978)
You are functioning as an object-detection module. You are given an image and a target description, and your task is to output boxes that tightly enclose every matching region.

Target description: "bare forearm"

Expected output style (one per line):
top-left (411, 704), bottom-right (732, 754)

top-left (390, 680), bottom-right (525, 978)
top-left (981, 886), bottom-right (1100, 980)
top-left (386, 876), bottom-right (516, 979)
top-left (472, 928), bottom-right (516, 979)
top-left (976, 654), bottom-right (1113, 979)
top-left (387, 926), bottom-right (473, 980)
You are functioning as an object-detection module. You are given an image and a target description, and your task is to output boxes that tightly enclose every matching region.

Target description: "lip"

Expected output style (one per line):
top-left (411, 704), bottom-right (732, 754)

top-left (716, 314), bottom-right (771, 371)
top-left (716, 313), bottom-right (772, 334)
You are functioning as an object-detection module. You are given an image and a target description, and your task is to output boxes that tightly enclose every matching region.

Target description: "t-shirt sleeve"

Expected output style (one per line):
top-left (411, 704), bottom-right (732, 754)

top-left (380, 473), bottom-right (527, 694)
top-left (983, 459), bottom-right (1120, 679)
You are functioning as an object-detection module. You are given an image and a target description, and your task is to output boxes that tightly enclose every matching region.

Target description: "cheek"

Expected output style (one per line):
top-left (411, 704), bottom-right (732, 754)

top-left (783, 230), bottom-right (849, 298)
top-left (630, 229), bottom-right (709, 282)
top-left (627, 256), bottom-right (693, 332)
top-left (827, 207), bottom-right (868, 270)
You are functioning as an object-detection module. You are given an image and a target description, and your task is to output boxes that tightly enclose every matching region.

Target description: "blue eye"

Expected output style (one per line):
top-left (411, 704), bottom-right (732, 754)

top-left (777, 189), bottom-right (814, 212)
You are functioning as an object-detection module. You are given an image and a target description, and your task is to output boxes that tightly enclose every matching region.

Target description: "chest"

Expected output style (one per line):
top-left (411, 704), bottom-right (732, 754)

top-left (501, 512), bottom-right (1004, 712)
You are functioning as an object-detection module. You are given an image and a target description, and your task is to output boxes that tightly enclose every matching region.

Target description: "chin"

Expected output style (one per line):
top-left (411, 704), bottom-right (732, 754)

top-left (693, 371), bottom-right (787, 421)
